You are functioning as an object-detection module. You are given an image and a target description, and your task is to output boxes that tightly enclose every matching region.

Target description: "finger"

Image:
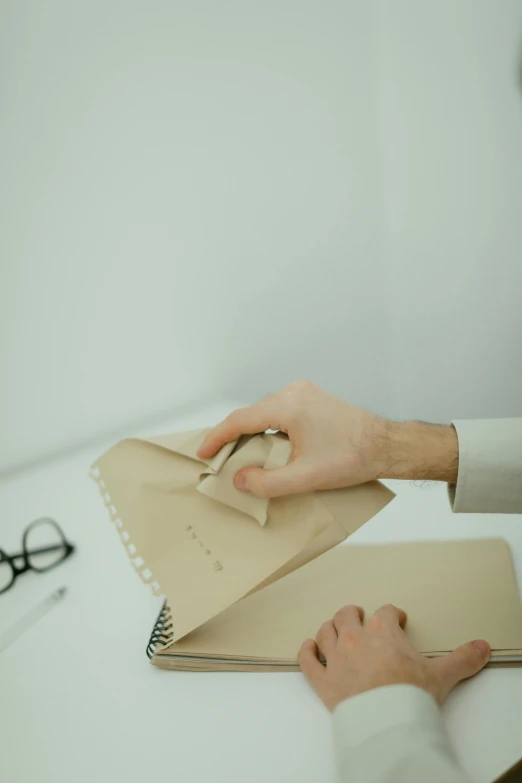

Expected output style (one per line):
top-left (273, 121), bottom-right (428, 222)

top-left (373, 604), bottom-right (408, 630)
top-left (234, 458), bottom-right (317, 498)
top-left (298, 639), bottom-right (325, 687)
top-left (332, 605), bottom-right (364, 635)
top-left (431, 640), bottom-right (490, 703)
top-left (197, 405), bottom-right (277, 458)
top-left (316, 620), bottom-right (338, 659)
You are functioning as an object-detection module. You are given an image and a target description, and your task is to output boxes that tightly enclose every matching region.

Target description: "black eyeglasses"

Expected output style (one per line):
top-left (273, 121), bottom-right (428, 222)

top-left (0, 517), bottom-right (75, 595)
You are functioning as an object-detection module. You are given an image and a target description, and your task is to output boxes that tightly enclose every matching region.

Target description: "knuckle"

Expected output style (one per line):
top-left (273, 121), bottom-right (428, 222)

top-left (291, 379), bottom-right (312, 390)
top-left (316, 620), bottom-right (331, 640)
top-left (226, 409), bottom-right (243, 426)
top-left (338, 629), bottom-right (357, 646)
top-left (333, 605), bottom-right (353, 624)
top-left (368, 614), bottom-right (386, 632)
top-left (287, 379), bottom-right (315, 399)
top-left (275, 381), bottom-right (315, 422)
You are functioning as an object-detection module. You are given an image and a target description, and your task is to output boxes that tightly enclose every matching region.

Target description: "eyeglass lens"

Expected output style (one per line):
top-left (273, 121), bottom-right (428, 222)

top-left (23, 518), bottom-right (68, 572)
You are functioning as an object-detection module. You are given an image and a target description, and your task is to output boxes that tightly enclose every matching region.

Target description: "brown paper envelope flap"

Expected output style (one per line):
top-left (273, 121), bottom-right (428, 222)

top-left (319, 481), bottom-right (395, 536)
top-left (197, 433), bottom-right (292, 525)
top-left (143, 430), bottom-right (292, 525)
top-left (145, 428), bottom-right (237, 473)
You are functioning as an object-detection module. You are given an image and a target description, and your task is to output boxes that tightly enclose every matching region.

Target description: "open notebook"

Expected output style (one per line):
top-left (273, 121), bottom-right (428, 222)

top-left (91, 428), bottom-right (394, 641)
top-left (148, 538), bottom-right (522, 671)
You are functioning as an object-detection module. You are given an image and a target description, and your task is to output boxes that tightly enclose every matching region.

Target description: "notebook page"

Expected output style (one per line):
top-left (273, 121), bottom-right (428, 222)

top-left (159, 538), bottom-right (522, 660)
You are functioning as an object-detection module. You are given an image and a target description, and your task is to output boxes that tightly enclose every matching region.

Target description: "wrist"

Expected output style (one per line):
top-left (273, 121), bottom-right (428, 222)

top-left (379, 420), bottom-right (459, 483)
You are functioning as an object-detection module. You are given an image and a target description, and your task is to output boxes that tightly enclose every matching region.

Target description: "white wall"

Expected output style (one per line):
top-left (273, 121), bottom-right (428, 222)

top-left (377, 0), bottom-right (522, 422)
top-left (1, 0), bottom-right (521, 473)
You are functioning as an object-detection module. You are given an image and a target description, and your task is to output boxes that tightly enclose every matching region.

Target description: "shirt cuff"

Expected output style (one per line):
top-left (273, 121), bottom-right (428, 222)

top-left (449, 419), bottom-right (522, 514)
top-left (333, 684), bottom-right (442, 752)
top-left (332, 685), bottom-right (464, 783)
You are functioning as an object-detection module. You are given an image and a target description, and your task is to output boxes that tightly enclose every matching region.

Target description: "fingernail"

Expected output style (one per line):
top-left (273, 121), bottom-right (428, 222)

top-left (235, 473), bottom-right (250, 492)
top-left (473, 640), bottom-right (490, 658)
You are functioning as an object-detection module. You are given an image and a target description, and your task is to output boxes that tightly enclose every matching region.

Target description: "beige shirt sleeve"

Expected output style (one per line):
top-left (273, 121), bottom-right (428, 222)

top-left (332, 685), bottom-right (471, 783)
top-left (332, 419), bottom-right (522, 781)
top-left (448, 419), bottom-right (522, 513)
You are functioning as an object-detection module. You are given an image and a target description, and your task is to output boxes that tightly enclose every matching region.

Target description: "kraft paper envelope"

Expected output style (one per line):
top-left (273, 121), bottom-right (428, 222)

top-left (91, 428), bottom-right (394, 641)
top-left (152, 538), bottom-right (522, 671)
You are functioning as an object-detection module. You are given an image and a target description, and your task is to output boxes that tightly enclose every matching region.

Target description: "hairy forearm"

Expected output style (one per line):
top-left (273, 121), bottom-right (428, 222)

top-left (379, 421), bottom-right (459, 484)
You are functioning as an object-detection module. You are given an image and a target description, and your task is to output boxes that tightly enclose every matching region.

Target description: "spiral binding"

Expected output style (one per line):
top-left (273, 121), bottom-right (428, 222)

top-left (146, 600), bottom-right (174, 659)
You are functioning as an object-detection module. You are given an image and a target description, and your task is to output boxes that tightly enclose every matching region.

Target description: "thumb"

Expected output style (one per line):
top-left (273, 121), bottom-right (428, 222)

top-left (234, 459), bottom-right (316, 498)
top-left (432, 640), bottom-right (490, 703)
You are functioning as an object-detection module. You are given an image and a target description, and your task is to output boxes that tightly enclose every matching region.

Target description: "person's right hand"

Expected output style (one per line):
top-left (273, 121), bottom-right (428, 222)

top-left (198, 380), bottom-right (459, 498)
top-left (197, 380), bottom-right (391, 498)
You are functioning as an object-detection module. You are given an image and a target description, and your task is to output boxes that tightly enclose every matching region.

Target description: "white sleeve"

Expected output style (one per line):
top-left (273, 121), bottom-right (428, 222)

top-left (332, 684), bottom-right (471, 783)
top-left (448, 419), bottom-right (522, 514)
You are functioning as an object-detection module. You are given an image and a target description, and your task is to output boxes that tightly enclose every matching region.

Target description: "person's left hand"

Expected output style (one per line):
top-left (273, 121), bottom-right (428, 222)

top-left (298, 603), bottom-right (490, 712)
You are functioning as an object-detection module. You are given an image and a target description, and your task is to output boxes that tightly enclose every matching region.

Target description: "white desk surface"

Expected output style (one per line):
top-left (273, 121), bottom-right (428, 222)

top-left (2, 401), bottom-right (522, 783)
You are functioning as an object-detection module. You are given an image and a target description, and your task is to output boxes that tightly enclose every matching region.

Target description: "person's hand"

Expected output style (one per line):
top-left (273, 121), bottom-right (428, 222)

top-left (197, 380), bottom-right (459, 498)
top-left (298, 603), bottom-right (490, 711)
top-left (198, 381), bottom-right (391, 497)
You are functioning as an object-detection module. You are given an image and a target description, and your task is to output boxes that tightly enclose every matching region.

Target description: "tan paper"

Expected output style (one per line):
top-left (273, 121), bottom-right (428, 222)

top-left (91, 428), bottom-right (394, 642)
top-left (152, 538), bottom-right (522, 671)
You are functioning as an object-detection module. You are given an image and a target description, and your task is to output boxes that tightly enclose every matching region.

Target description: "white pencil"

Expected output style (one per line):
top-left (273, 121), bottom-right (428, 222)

top-left (0, 586), bottom-right (67, 652)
